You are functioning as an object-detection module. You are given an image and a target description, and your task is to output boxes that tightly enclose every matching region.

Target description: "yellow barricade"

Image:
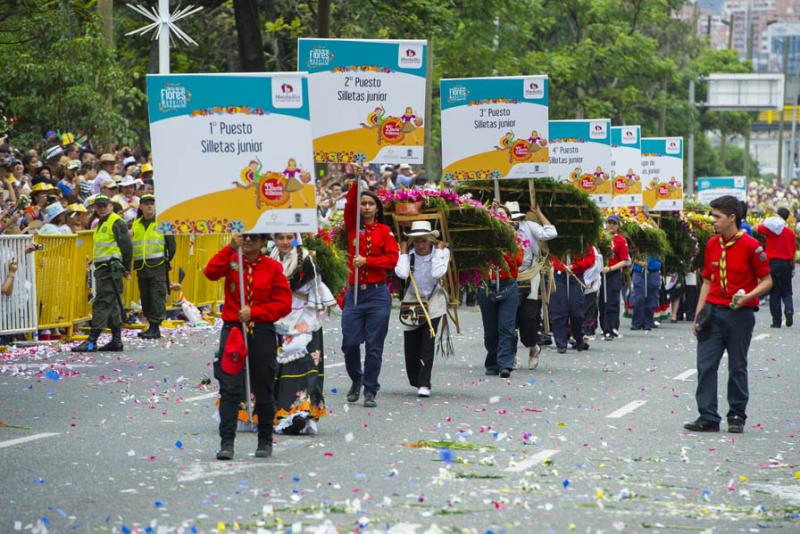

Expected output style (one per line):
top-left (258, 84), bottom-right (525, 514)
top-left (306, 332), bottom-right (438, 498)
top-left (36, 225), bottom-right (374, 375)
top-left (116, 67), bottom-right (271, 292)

top-left (33, 231), bottom-right (229, 334)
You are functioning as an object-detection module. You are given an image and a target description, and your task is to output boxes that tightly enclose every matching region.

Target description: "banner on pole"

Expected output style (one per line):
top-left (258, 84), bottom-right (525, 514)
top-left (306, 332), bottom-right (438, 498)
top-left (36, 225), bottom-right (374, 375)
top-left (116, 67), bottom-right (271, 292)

top-left (641, 137), bottom-right (684, 211)
top-left (696, 176), bottom-right (747, 204)
top-left (298, 38), bottom-right (427, 165)
top-left (146, 73), bottom-right (316, 234)
top-left (610, 126), bottom-right (643, 208)
top-left (549, 119), bottom-right (613, 207)
top-left (439, 76), bottom-right (549, 181)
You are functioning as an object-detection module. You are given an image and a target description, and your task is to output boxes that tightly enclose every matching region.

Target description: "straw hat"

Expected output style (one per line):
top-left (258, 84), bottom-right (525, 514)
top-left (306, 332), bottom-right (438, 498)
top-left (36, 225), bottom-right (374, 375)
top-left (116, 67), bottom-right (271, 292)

top-left (504, 201), bottom-right (526, 221)
top-left (405, 220), bottom-right (440, 241)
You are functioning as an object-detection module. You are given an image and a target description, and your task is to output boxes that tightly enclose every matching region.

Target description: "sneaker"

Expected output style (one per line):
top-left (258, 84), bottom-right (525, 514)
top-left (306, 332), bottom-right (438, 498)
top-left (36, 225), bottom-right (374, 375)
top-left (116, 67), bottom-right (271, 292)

top-left (538, 333), bottom-right (553, 346)
top-left (528, 346), bottom-right (541, 370)
top-left (255, 436), bottom-right (272, 458)
top-left (499, 368), bottom-right (511, 378)
top-left (603, 333), bottom-right (614, 341)
top-left (556, 347), bottom-right (567, 354)
top-left (485, 368), bottom-right (499, 376)
top-left (575, 340), bottom-right (589, 352)
top-left (727, 416), bottom-right (745, 434)
top-left (346, 380), bottom-right (361, 403)
top-left (770, 323), bottom-right (781, 328)
top-left (612, 329), bottom-right (622, 339)
top-left (786, 313), bottom-right (794, 327)
top-left (417, 387), bottom-right (431, 398)
top-left (683, 417), bottom-right (720, 432)
top-left (216, 440), bottom-right (234, 460)
top-left (363, 392), bottom-right (377, 408)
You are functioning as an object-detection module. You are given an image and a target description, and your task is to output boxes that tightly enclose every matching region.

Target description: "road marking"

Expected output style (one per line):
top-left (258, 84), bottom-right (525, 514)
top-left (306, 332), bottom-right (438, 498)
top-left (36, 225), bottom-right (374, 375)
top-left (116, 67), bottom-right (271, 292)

top-left (504, 449), bottom-right (560, 473)
top-left (180, 392), bottom-right (218, 403)
top-left (0, 432), bottom-right (60, 449)
top-left (327, 362), bottom-right (345, 368)
top-left (753, 333), bottom-right (770, 341)
top-left (606, 400), bottom-right (647, 418)
top-left (672, 369), bottom-right (697, 381)
top-left (177, 460), bottom-right (289, 482)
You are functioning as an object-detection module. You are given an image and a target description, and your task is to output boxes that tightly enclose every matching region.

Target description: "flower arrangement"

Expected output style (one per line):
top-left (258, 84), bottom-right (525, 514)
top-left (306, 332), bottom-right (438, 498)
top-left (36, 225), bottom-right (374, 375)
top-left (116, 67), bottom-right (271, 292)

top-left (303, 229), bottom-right (350, 298)
top-left (607, 207), bottom-right (671, 259)
top-left (660, 212), bottom-right (700, 275)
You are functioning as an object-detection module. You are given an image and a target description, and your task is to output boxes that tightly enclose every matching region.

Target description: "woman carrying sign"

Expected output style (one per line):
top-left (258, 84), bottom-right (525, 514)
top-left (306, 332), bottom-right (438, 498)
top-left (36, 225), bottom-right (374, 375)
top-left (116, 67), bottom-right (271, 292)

top-left (395, 221), bottom-right (450, 398)
top-left (204, 233), bottom-right (292, 460)
top-left (341, 176), bottom-right (399, 408)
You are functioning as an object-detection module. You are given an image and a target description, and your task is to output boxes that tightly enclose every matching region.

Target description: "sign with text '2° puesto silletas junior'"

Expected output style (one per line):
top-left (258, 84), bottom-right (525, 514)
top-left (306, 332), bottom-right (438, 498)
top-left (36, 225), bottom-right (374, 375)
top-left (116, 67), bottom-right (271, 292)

top-left (298, 38), bottom-right (428, 165)
top-left (440, 76), bottom-right (549, 181)
top-left (146, 73), bottom-right (315, 234)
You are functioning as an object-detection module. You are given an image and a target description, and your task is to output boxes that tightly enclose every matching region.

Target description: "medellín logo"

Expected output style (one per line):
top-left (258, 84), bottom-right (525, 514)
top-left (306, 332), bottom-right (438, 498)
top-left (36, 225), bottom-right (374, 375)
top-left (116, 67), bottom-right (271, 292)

top-left (665, 138), bottom-right (681, 154)
top-left (159, 83), bottom-right (190, 112)
top-left (447, 85), bottom-right (469, 104)
top-left (621, 127), bottom-right (637, 145)
top-left (523, 77), bottom-right (545, 99)
top-left (272, 77), bottom-right (303, 109)
top-left (307, 46), bottom-right (333, 68)
top-left (398, 43), bottom-right (423, 69)
top-left (589, 120), bottom-right (608, 139)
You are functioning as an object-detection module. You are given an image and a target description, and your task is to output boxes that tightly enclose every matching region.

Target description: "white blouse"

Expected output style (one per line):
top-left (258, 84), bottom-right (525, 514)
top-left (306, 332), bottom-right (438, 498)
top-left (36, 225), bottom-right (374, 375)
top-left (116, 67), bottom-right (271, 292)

top-left (395, 248), bottom-right (450, 324)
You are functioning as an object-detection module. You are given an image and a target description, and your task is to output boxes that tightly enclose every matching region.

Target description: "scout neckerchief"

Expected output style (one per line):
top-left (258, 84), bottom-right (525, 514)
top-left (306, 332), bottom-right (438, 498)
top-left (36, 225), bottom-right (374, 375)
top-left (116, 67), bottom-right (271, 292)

top-left (719, 230), bottom-right (745, 296)
top-left (359, 221), bottom-right (376, 284)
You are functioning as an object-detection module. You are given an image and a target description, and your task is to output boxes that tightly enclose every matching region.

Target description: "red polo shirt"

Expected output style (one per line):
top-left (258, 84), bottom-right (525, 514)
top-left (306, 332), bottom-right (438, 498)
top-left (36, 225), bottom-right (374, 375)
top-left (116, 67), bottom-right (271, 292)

top-left (608, 234), bottom-right (629, 267)
top-left (755, 224), bottom-right (797, 261)
top-left (552, 246), bottom-right (596, 276)
top-left (204, 245), bottom-right (292, 324)
top-left (702, 233), bottom-right (771, 308)
top-left (344, 184), bottom-right (399, 285)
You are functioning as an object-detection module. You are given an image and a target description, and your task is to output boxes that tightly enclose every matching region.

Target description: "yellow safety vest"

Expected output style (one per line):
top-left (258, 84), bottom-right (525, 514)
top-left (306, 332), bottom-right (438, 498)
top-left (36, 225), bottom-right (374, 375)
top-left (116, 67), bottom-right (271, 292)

top-left (93, 212), bottom-right (123, 265)
top-left (132, 218), bottom-right (166, 268)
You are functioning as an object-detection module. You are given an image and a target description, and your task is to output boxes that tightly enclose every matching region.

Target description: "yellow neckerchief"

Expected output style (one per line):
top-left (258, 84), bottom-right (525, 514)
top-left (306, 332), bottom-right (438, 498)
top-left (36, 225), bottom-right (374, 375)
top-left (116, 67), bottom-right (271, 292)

top-left (719, 230), bottom-right (745, 296)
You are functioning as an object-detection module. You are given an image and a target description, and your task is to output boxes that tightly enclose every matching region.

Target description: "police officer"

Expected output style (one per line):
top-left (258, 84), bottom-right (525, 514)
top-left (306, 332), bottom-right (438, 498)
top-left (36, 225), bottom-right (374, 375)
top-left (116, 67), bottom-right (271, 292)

top-left (132, 194), bottom-right (175, 339)
top-left (73, 194), bottom-right (133, 352)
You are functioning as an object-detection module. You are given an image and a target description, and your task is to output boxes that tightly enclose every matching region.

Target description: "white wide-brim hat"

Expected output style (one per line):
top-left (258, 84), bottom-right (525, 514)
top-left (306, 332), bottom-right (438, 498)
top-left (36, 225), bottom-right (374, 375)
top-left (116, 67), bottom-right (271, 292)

top-left (406, 220), bottom-right (440, 240)
top-left (504, 201), bottom-right (526, 220)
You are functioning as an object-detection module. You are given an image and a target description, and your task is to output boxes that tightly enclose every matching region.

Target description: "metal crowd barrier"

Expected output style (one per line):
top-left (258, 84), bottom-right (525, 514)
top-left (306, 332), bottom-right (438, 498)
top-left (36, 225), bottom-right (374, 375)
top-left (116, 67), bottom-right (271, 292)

top-left (21, 232), bottom-right (228, 337)
top-left (0, 235), bottom-right (38, 335)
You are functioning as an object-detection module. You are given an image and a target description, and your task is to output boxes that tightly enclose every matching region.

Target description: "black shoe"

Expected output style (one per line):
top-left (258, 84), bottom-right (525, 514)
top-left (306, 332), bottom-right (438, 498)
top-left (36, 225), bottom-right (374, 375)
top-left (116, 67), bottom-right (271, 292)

top-left (602, 333), bottom-right (614, 341)
top-left (99, 329), bottom-right (123, 352)
top-left (786, 313), bottom-right (793, 327)
top-left (556, 347), bottom-right (567, 354)
top-left (727, 416), bottom-right (745, 434)
top-left (139, 323), bottom-right (162, 340)
top-left (538, 334), bottom-right (553, 346)
top-left (216, 439), bottom-right (234, 460)
top-left (363, 392), bottom-right (377, 408)
top-left (499, 368), bottom-right (511, 378)
top-left (255, 437), bottom-right (272, 458)
top-left (346, 380), bottom-right (361, 403)
top-left (631, 327), bottom-right (643, 331)
top-left (770, 323), bottom-right (781, 328)
top-left (485, 368), bottom-right (499, 376)
top-left (683, 417), bottom-right (720, 432)
top-left (576, 341), bottom-right (589, 352)
top-left (670, 319), bottom-right (678, 324)
top-left (72, 339), bottom-right (98, 352)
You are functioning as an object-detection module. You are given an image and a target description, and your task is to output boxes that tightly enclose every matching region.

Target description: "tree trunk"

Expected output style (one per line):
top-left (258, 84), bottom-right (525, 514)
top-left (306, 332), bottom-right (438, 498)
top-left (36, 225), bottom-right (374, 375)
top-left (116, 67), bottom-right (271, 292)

top-left (97, 0), bottom-right (113, 45)
top-left (318, 0), bottom-right (331, 37)
top-left (719, 134), bottom-right (727, 168)
top-left (233, 0), bottom-right (265, 72)
top-left (657, 74), bottom-right (667, 136)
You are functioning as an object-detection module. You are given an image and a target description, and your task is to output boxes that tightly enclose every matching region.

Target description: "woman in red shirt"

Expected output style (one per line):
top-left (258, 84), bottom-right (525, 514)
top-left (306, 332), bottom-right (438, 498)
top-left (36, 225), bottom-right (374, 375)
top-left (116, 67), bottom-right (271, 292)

top-left (342, 179), bottom-right (399, 408)
top-left (204, 233), bottom-right (292, 460)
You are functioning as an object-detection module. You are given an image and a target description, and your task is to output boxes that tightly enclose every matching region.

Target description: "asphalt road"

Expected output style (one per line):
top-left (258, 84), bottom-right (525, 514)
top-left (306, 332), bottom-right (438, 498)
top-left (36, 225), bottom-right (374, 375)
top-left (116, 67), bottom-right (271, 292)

top-left (1, 283), bottom-right (799, 533)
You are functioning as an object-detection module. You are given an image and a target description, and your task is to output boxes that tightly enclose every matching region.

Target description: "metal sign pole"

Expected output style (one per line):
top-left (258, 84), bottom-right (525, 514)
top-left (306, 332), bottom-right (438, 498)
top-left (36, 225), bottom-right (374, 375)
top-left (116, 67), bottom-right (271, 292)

top-left (353, 178), bottom-right (362, 306)
top-left (236, 246), bottom-right (254, 427)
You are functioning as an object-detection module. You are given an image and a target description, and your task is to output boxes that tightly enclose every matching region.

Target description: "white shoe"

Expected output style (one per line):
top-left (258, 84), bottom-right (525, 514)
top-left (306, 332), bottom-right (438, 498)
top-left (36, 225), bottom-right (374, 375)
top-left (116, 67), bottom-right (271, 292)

top-left (417, 387), bottom-right (431, 398)
top-left (528, 345), bottom-right (541, 370)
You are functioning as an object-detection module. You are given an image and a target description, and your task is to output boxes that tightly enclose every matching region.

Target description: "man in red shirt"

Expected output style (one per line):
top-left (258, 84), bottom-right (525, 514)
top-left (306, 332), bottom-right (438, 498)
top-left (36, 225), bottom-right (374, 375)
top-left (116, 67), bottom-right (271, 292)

top-left (754, 207), bottom-right (796, 327)
top-left (600, 214), bottom-right (630, 340)
top-left (550, 245), bottom-right (595, 353)
top-left (685, 196), bottom-right (772, 434)
top-left (204, 233), bottom-right (293, 460)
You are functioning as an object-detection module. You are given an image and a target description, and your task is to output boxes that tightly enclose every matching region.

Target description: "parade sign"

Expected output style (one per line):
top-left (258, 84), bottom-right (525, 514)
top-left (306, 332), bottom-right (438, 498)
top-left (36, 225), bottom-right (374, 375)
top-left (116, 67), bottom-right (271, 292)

top-left (146, 73), bottom-right (315, 234)
top-left (696, 176), bottom-right (747, 204)
top-left (298, 38), bottom-right (427, 165)
top-left (641, 137), bottom-right (684, 211)
top-left (440, 76), bottom-right (549, 180)
top-left (610, 126), bottom-right (643, 208)
top-left (549, 119), bottom-right (612, 207)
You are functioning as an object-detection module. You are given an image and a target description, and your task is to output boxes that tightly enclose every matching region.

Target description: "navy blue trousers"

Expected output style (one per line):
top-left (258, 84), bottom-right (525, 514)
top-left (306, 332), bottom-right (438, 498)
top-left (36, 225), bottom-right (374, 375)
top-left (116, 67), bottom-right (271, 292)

top-left (549, 272), bottom-right (584, 350)
top-left (631, 270), bottom-right (661, 329)
top-left (599, 270), bottom-right (623, 335)
top-left (341, 283), bottom-right (392, 395)
top-left (696, 306), bottom-right (754, 423)
top-left (768, 259), bottom-right (794, 325)
top-left (477, 281), bottom-right (519, 371)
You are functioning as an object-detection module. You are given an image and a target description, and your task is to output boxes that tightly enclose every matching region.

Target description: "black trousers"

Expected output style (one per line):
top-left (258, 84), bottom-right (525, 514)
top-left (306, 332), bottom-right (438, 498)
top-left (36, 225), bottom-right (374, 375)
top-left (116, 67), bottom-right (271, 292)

top-left (214, 322), bottom-right (278, 440)
top-left (696, 306), bottom-right (754, 423)
top-left (404, 316), bottom-right (441, 388)
top-left (768, 259), bottom-right (794, 324)
top-left (583, 291), bottom-right (598, 335)
top-left (516, 286), bottom-right (542, 348)
top-left (599, 270), bottom-right (623, 334)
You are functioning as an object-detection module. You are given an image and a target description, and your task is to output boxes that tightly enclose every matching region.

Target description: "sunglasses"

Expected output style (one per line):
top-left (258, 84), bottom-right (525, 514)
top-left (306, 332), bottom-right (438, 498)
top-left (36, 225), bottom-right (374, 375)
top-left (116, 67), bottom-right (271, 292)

top-left (242, 234), bottom-right (263, 241)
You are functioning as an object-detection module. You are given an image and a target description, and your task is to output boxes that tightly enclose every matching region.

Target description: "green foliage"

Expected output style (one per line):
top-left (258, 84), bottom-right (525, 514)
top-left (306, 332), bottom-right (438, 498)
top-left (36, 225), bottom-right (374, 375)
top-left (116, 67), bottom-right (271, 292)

top-left (619, 218), bottom-right (671, 258)
top-left (302, 234), bottom-right (349, 297)
top-left (0, 0), bottom-right (144, 148)
top-left (660, 214), bottom-right (698, 275)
